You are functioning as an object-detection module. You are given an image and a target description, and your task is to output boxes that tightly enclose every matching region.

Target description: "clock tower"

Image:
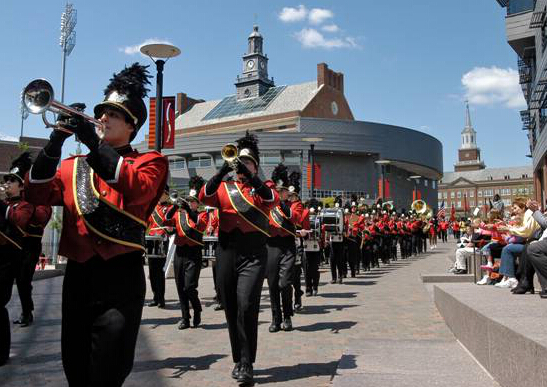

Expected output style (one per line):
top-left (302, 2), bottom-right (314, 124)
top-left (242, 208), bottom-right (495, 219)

top-left (454, 102), bottom-right (486, 172)
top-left (235, 25), bottom-right (275, 100)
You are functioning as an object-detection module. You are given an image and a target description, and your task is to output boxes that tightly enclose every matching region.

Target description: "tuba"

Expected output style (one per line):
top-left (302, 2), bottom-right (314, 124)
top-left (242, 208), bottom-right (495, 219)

top-left (383, 201), bottom-right (394, 211)
top-left (411, 199), bottom-right (427, 215)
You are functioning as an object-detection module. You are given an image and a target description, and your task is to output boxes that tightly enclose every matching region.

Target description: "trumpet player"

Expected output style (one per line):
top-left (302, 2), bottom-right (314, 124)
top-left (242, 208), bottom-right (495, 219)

top-left (199, 132), bottom-right (278, 385)
top-left (165, 176), bottom-right (208, 330)
top-left (0, 153), bottom-right (34, 366)
top-left (25, 63), bottom-right (168, 386)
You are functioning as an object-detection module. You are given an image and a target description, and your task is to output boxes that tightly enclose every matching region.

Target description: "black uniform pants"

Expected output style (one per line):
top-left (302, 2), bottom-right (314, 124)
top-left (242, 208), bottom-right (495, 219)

top-left (16, 239), bottom-right (41, 317)
top-left (330, 242), bottom-right (345, 280)
top-left (346, 239), bottom-right (360, 276)
top-left (266, 239), bottom-right (295, 322)
top-left (146, 239), bottom-right (167, 304)
top-left (174, 245), bottom-right (202, 320)
top-left (516, 244), bottom-right (535, 288)
top-left (61, 252), bottom-right (145, 387)
top-left (526, 239), bottom-right (547, 291)
top-left (217, 240), bottom-right (267, 365)
top-left (304, 251), bottom-right (320, 291)
top-left (0, 246), bottom-right (21, 364)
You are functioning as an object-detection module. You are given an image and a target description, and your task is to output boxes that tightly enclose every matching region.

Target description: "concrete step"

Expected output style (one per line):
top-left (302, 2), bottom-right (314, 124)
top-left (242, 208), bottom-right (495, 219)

top-left (434, 283), bottom-right (547, 387)
top-left (332, 339), bottom-right (499, 387)
top-left (421, 273), bottom-right (474, 283)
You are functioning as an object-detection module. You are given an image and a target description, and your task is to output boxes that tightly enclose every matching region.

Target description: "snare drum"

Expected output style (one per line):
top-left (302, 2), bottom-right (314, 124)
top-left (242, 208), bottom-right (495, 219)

top-left (202, 235), bottom-right (218, 262)
top-left (146, 235), bottom-right (167, 258)
top-left (320, 208), bottom-right (344, 242)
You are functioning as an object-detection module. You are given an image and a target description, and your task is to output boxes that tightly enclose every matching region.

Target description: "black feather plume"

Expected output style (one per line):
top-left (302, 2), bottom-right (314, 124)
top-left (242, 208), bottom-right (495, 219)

top-left (189, 175), bottom-right (205, 192)
top-left (235, 130), bottom-right (260, 158)
top-left (10, 152), bottom-right (32, 175)
top-left (288, 171), bottom-right (301, 193)
top-left (104, 63), bottom-right (151, 99)
top-left (271, 163), bottom-right (288, 186)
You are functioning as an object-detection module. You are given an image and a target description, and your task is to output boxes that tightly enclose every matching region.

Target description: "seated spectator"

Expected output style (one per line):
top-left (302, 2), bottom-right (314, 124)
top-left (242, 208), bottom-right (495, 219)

top-left (449, 225), bottom-right (481, 274)
top-left (493, 197), bottom-right (539, 289)
top-left (523, 199), bottom-right (547, 298)
top-left (477, 209), bottom-right (505, 285)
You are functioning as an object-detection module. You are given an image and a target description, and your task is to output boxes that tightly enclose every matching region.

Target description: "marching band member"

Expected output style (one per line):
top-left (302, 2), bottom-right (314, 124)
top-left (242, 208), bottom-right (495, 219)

top-left (145, 185), bottom-right (172, 309)
top-left (288, 172), bottom-right (305, 312)
top-left (165, 176), bottom-right (208, 330)
top-left (345, 201), bottom-right (361, 277)
top-left (25, 63), bottom-right (168, 386)
top-left (0, 153), bottom-right (34, 366)
top-left (205, 206), bottom-right (223, 311)
top-left (266, 164), bottom-right (302, 332)
top-left (199, 132), bottom-right (278, 385)
top-left (330, 198), bottom-right (345, 284)
top-left (302, 201), bottom-right (321, 296)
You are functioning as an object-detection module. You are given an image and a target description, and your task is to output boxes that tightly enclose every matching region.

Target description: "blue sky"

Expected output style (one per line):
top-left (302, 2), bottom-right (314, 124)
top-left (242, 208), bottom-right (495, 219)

top-left (0, 1), bottom-right (526, 172)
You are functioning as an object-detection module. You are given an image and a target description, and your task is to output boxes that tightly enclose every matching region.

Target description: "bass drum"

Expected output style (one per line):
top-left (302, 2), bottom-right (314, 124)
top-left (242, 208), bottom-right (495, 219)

top-left (145, 235), bottom-right (167, 259)
top-left (201, 235), bottom-right (218, 267)
top-left (320, 208), bottom-right (344, 242)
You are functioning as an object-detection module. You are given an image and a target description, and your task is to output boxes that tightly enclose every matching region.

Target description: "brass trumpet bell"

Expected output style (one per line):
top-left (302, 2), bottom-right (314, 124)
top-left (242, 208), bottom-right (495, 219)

top-left (411, 199), bottom-right (427, 215)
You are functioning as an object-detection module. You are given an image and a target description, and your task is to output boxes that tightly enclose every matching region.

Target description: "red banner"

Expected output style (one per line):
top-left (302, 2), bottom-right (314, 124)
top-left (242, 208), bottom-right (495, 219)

top-left (306, 163), bottom-right (321, 189)
top-left (149, 96), bottom-right (176, 149)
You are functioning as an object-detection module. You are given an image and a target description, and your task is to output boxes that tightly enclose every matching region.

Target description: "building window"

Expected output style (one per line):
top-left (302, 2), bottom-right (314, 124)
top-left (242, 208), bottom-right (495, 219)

top-left (438, 201), bottom-right (443, 208)
top-left (469, 191), bottom-right (474, 198)
top-left (451, 192), bottom-right (455, 199)
top-left (188, 156), bottom-right (212, 168)
top-left (503, 198), bottom-right (512, 206)
top-left (260, 152), bottom-right (281, 165)
top-left (512, 188), bottom-right (517, 195)
top-left (443, 192), bottom-right (448, 199)
top-left (282, 151), bottom-right (300, 165)
top-left (457, 201), bottom-right (461, 209)
top-left (432, 180), bottom-right (436, 189)
top-left (457, 191), bottom-right (461, 198)
top-left (438, 192), bottom-right (443, 199)
top-left (470, 200), bottom-right (475, 206)
top-left (169, 158), bottom-right (186, 170)
top-left (478, 190), bottom-right (483, 197)
top-left (424, 179), bottom-right (428, 187)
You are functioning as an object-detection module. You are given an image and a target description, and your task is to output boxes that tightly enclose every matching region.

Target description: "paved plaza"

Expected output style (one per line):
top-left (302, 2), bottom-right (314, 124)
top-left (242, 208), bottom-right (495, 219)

top-left (1, 242), bottom-right (498, 386)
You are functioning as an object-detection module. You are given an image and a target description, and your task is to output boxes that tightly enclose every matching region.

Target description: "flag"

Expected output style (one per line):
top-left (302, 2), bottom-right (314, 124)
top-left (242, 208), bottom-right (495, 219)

top-left (464, 194), bottom-right (470, 213)
top-left (450, 204), bottom-right (456, 221)
top-left (438, 200), bottom-right (446, 218)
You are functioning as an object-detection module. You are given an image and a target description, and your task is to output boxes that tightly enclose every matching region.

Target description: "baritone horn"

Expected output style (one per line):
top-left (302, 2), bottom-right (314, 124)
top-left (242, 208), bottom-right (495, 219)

top-left (221, 143), bottom-right (240, 169)
top-left (22, 79), bottom-right (105, 131)
top-left (411, 199), bottom-right (427, 214)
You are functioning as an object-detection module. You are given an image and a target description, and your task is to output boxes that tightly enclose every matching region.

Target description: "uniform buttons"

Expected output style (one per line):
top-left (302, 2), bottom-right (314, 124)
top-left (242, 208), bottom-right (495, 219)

top-left (101, 190), bottom-right (107, 196)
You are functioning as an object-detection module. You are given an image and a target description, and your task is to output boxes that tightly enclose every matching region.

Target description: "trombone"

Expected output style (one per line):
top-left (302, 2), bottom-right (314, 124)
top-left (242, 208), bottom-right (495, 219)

top-left (22, 79), bottom-right (105, 132)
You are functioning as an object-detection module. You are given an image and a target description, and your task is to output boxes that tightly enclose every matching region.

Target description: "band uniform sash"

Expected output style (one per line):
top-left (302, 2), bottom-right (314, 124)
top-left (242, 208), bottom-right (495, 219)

top-left (176, 211), bottom-right (204, 246)
top-left (270, 206), bottom-right (297, 237)
top-left (0, 222), bottom-right (23, 250)
top-left (73, 157), bottom-right (146, 250)
top-left (151, 208), bottom-right (174, 235)
top-left (224, 182), bottom-right (270, 237)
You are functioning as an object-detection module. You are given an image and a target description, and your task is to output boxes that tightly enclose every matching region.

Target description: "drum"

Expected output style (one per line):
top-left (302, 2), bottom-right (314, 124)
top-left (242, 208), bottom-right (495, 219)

top-left (146, 235), bottom-right (167, 259)
top-left (320, 208), bottom-right (344, 242)
top-left (304, 214), bottom-right (321, 252)
top-left (202, 235), bottom-right (218, 262)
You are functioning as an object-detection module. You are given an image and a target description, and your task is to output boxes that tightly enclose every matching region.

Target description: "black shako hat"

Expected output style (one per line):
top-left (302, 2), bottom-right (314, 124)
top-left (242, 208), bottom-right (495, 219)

top-left (236, 131), bottom-right (260, 166)
top-left (271, 163), bottom-right (289, 190)
top-left (94, 63), bottom-right (151, 141)
top-left (187, 175), bottom-right (205, 202)
top-left (4, 152), bottom-right (32, 184)
top-left (288, 171), bottom-right (301, 195)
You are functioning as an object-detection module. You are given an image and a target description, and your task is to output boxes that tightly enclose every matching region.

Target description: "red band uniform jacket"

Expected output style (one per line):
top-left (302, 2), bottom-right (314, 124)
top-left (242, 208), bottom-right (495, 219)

top-left (269, 199), bottom-right (304, 238)
top-left (147, 203), bottom-right (174, 237)
top-left (25, 150), bottom-right (168, 262)
top-left (165, 210), bottom-right (208, 247)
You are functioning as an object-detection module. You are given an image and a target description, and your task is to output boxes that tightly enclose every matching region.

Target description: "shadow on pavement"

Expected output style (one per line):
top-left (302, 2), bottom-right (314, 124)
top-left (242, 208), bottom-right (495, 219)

top-left (317, 292), bottom-right (357, 299)
top-left (132, 353), bottom-right (227, 378)
top-left (295, 320), bottom-right (357, 333)
top-left (339, 280), bottom-right (375, 286)
top-left (140, 317), bottom-right (180, 326)
top-left (255, 358), bottom-right (352, 383)
top-left (296, 304), bottom-right (358, 315)
top-left (199, 322), bottom-right (228, 330)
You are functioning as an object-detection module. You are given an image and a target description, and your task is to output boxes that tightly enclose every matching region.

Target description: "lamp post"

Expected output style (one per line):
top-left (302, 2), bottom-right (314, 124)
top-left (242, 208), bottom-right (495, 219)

top-left (375, 160), bottom-right (391, 200)
top-left (140, 43), bottom-right (181, 152)
top-left (409, 175), bottom-right (421, 202)
top-left (302, 137), bottom-right (323, 199)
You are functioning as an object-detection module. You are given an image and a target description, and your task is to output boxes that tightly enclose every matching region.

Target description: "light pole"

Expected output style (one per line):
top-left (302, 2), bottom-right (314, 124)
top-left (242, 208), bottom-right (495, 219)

top-left (409, 175), bottom-right (421, 202)
top-left (52, 3), bottom-right (77, 264)
top-left (19, 91), bottom-right (28, 138)
top-left (375, 160), bottom-right (391, 200)
top-left (140, 44), bottom-right (181, 152)
top-left (302, 137), bottom-right (323, 199)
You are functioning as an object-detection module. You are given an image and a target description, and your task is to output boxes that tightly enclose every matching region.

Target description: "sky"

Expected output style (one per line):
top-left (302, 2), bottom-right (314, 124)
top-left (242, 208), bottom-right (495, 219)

top-left (0, 0), bottom-right (527, 172)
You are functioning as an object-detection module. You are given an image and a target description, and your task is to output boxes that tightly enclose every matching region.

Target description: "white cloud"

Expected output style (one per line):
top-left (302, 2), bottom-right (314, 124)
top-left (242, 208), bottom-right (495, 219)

top-left (279, 5), bottom-right (308, 22)
top-left (461, 66), bottom-right (526, 109)
top-left (120, 38), bottom-right (175, 56)
top-left (294, 28), bottom-right (359, 49)
top-left (308, 8), bottom-right (334, 25)
top-left (321, 24), bottom-right (339, 33)
top-left (0, 132), bottom-right (18, 142)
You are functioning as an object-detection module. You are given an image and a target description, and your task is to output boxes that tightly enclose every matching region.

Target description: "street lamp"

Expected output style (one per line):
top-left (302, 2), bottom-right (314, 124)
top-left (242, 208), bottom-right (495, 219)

top-left (140, 43), bottom-right (181, 152)
top-left (409, 175), bottom-right (421, 201)
top-left (302, 137), bottom-right (323, 199)
top-left (375, 160), bottom-right (391, 200)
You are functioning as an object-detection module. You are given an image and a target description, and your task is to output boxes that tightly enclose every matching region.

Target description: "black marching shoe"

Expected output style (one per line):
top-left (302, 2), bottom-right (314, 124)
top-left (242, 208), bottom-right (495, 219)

top-left (305, 290), bottom-right (313, 297)
top-left (337, 278), bottom-right (343, 284)
top-left (214, 303), bottom-right (224, 311)
top-left (158, 301), bottom-right (166, 308)
top-left (330, 279), bottom-right (337, 284)
top-left (512, 286), bottom-right (534, 294)
top-left (231, 362), bottom-right (241, 379)
top-left (282, 317), bottom-right (293, 331)
top-left (539, 290), bottom-right (547, 299)
top-left (192, 311), bottom-right (201, 328)
top-left (312, 289), bottom-right (318, 296)
top-left (14, 313), bottom-right (33, 327)
top-left (178, 319), bottom-right (191, 330)
top-left (146, 301), bottom-right (159, 307)
top-left (237, 362), bottom-right (254, 385)
top-left (269, 322), bottom-right (281, 333)
top-left (453, 269), bottom-right (467, 275)
top-left (294, 296), bottom-right (303, 312)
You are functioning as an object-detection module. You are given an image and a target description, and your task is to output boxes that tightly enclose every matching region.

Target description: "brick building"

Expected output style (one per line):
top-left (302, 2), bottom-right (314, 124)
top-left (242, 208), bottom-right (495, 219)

top-left (136, 25), bottom-right (443, 209)
top-left (438, 104), bottom-right (533, 217)
top-left (0, 136), bottom-right (48, 178)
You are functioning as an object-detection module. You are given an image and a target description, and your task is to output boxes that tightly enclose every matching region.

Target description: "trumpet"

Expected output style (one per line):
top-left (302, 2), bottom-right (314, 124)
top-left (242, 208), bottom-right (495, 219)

top-left (169, 191), bottom-right (190, 208)
top-left (221, 143), bottom-right (241, 170)
top-left (22, 79), bottom-right (105, 131)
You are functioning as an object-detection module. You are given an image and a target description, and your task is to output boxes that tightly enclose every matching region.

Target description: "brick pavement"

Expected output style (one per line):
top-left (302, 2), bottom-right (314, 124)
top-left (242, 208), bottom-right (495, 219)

top-left (1, 241), bottom-right (490, 386)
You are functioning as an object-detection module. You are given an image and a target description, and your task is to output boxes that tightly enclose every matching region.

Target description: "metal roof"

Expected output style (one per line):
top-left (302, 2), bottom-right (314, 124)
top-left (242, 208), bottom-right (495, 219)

top-left (441, 166), bottom-right (533, 185)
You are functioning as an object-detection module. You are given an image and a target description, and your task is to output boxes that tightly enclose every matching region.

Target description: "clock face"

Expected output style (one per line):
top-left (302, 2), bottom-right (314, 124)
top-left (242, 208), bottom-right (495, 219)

top-left (331, 101), bottom-right (339, 115)
top-left (247, 60), bottom-right (255, 69)
top-left (260, 60), bottom-right (265, 69)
